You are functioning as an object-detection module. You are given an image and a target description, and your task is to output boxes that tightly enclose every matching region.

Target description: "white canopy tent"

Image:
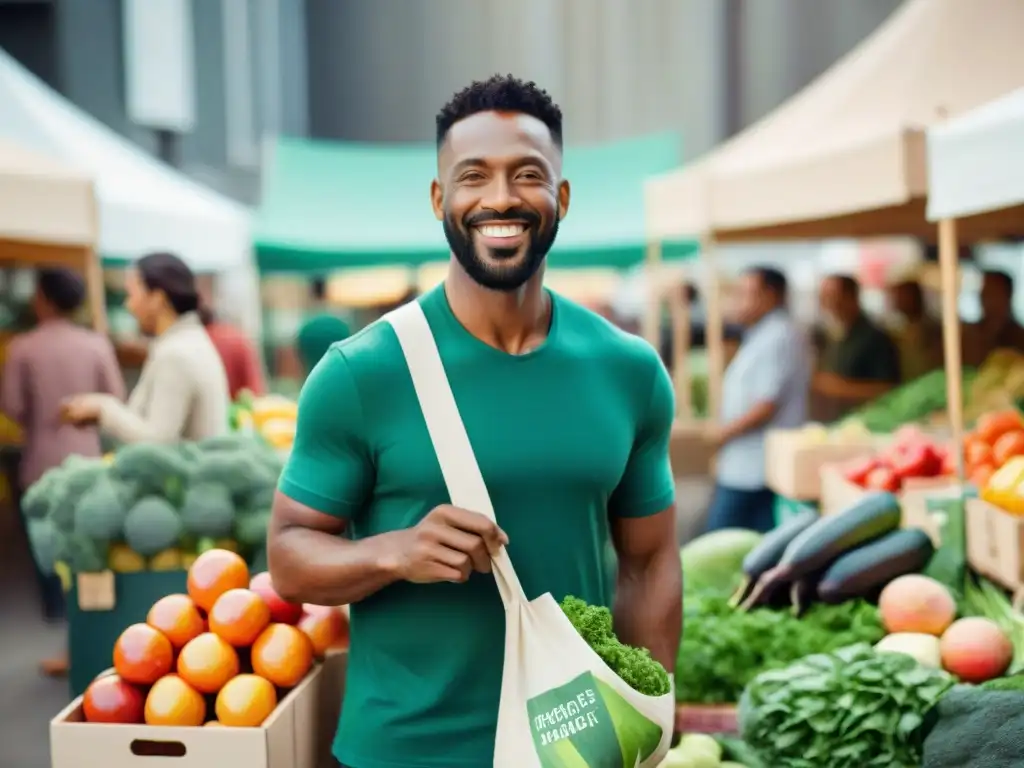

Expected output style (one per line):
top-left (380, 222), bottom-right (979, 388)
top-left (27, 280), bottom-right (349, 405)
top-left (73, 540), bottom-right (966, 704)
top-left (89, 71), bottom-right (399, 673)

top-left (0, 48), bottom-right (259, 333)
top-left (927, 87), bottom-right (1024, 223)
top-left (645, 0), bottom-right (1024, 243)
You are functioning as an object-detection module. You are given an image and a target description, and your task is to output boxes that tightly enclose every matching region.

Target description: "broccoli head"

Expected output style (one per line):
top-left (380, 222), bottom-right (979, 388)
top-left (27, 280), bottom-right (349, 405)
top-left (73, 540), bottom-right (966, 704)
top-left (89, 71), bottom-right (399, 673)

top-left (49, 458), bottom-right (107, 531)
top-left (181, 482), bottom-right (235, 538)
top-left (73, 474), bottom-right (132, 541)
top-left (560, 595), bottom-right (671, 698)
top-left (111, 443), bottom-right (189, 500)
top-left (27, 518), bottom-right (62, 575)
top-left (123, 496), bottom-right (183, 557)
top-left (234, 508), bottom-right (271, 549)
top-left (56, 532), bottom-right (108, 573)
top-left (22, 468), bottom-right (61, 520)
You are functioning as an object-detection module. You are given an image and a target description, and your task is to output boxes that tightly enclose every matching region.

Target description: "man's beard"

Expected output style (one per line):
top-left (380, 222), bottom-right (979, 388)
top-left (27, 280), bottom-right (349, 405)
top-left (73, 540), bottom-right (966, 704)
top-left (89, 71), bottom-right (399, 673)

top-left (443, 211), bottom-right (558, 292)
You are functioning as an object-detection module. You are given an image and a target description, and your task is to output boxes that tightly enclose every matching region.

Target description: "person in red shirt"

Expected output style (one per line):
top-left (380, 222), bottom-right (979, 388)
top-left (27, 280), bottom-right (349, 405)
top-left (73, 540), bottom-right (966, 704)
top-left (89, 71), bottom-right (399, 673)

top-left (200, 307), bottom-right (265, 399)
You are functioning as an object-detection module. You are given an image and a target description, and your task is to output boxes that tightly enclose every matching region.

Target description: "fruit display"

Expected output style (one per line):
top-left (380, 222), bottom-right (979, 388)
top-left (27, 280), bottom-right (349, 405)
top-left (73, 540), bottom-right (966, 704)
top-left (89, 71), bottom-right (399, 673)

top-left (21, 434), bottom-right (282, 577)
top-left (962, 349), bottom-right (1024, 423)
top-left (961, 408), bottom-right (1024, 497)
top-left (230, 391), bottom-right (298, 452)
top-left (784, 420), bottom-right (875, 446)
top-left (80, 548), bottom-right (348, 726)
top-left (838, 425), bottom-right (952, 492)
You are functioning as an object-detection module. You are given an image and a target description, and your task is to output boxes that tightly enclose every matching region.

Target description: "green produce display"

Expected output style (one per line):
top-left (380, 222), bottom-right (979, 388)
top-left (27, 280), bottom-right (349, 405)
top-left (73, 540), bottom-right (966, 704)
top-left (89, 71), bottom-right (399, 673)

top-left (739, 492), bottom-right (902, 612)
top-left (681, 528), bottom-right (763, 595)
top-left (817, 528), bottom-right (934, 604)
top-left (560, 596), bottom-right (671, 697)
top-left (24, 433), bottom-right (282, 575)
top-left (961, 575), bottom-right (1024, 673)
top-left (730, 510), bottom-right (818, 607)
top-left (921, 685), bottom-right (1024, 768)
top-left (843, 368), bottom-right (976, 433)
top-left (675, 593), bottom-right (884, 704)
top-left (739, 643), bottom-right (953, 768)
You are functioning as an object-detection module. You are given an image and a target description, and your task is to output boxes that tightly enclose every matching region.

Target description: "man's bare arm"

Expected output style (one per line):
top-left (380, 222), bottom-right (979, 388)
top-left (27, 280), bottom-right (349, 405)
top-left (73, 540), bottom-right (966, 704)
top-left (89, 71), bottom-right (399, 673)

top-left (267, 492), bottom-right (402, 606)
top-left (610, 507), bottom-right (682, 675)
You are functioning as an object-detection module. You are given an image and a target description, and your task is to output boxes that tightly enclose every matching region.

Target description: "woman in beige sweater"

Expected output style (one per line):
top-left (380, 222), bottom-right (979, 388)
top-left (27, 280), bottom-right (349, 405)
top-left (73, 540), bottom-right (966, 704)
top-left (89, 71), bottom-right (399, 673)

top-left (63, 252), bottom-right (230, 444)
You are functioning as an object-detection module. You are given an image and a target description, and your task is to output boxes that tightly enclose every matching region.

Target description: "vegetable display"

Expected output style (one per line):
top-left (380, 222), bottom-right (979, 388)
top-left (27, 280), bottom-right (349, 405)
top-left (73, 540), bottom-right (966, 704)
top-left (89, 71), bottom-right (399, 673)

top-left (842, 368), bottom-right (959, 433)
top-left (230, 391), bottom-right (298, 452)
top-left (739, 643), bottom-right (954, 768)
top-left (681, 528), bottom-right (763, 595)
top-left (79, 548), bottom-right (348, 726)
top-left (560, 596), bottom-right (670, 697)
top-left (841, 427), bottom-right (952, 493)
top-left (920, 684), bottom-right (1024, 768)
top-left (24, 434), bottom-right (282, 575)
top-left (964, 408), bottom-right (1024, 489)
top-left (675, 592), bottom-right (884, 705)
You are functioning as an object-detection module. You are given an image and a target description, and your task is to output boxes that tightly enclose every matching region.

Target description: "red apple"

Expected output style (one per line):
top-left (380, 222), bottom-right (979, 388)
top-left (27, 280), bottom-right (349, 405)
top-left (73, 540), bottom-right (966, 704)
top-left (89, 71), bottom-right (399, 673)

top-left (249, 572), bottom-right (303, 625)
top-left (82, 673), bottom-right (146, 724)
top-left (300, 604), bottom-right (350, 655)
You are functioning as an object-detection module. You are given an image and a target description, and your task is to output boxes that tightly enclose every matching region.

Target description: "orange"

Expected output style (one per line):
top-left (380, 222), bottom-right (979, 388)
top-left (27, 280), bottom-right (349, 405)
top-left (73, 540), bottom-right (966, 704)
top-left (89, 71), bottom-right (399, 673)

top-left (298, 605), bottom-right (347, 656)
top-left (215, 674), bottom-right (277, 727)
top-left (993, 430), bottom-right (1024, 466)
top-left (177, 632), bottom-right (240, 694)
top-left (187, 549), bottom-right (250, 613)
top-left (82, 674), bottom-right (146, 724)
top-left (209, 588), bottom-right (271, 647)
top-left (114, 623), bottom-right (174, 685)
top-left (252, 624), bottom-right (314, 688)
top-left (147, 594), bottom-right (206, 650)
top-left (144, 675), bottom-right (206, 726)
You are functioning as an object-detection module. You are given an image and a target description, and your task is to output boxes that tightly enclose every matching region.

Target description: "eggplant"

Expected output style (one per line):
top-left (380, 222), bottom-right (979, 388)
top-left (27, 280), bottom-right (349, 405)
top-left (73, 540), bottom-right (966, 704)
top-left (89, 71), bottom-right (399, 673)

top-left (817, 527), bottom-right (935, 604)
top-left (739, 491), bottom-right (900, 610)
top-left (728, 509), bottom-right (819, 607)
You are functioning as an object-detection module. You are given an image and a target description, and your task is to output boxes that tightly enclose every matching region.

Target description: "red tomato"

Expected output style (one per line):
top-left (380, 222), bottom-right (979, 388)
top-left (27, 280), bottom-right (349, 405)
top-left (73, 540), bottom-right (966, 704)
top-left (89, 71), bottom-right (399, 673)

top-left (864, 465), bottom-right (900, 493)
top-left (844, 457), bottom-right (880, 487)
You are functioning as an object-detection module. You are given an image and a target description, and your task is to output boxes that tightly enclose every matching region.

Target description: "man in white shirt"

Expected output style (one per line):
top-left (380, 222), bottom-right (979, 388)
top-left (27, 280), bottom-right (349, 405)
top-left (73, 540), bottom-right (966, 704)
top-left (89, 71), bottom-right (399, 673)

top-left (706, 267), bottom-right (810, 532)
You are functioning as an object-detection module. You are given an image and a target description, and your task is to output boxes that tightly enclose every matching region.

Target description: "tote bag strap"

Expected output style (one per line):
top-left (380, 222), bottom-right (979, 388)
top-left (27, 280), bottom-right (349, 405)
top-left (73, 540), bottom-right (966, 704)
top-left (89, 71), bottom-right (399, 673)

top-left (384, 301), bottom-right (525, 608)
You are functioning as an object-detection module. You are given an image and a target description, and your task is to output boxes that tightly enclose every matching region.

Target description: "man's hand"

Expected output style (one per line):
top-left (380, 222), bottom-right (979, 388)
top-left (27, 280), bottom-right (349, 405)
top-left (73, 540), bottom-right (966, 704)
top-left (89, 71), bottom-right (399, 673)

top-left (61, 394), bottom-right (102, 426)
top-left (387, 505), bottom-right (508, 584)
top-left (812, 370), bottom-right (845, 397)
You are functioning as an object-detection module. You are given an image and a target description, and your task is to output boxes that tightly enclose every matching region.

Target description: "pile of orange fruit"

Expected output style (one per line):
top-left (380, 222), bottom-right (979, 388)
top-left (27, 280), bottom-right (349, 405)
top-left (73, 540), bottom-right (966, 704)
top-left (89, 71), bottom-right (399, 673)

top-left (962, 409), bottom-right (1024, 487)
top-left (81, 548), bottom-right (349, 727)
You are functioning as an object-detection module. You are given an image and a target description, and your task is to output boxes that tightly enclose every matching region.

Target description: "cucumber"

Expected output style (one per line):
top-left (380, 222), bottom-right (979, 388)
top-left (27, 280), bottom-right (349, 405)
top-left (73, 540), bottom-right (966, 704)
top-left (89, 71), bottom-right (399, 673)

top-left (729, 509), bottom-right (818, 606)
top-left (817, 527), bottom-right (934, 604)
top-left (739, 491), bottom-right (900, 610)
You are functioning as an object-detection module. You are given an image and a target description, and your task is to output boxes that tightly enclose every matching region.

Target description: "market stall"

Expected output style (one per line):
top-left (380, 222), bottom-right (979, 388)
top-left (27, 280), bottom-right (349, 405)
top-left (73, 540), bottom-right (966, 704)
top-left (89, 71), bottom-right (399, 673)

top-left (645, 0), bottom-right (1024, 492)
top-left (0, 48), bottom-right (258, 337)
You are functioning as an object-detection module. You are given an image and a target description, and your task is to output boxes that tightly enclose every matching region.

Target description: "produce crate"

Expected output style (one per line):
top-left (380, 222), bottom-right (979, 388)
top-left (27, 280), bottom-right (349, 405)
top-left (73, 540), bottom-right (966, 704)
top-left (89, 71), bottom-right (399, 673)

top-left (764, 430), bottom-right (878, 501)
top-left (675, 703), bottom-right (738, 734)
top-left (819, 464), bottom-right (953, 539)
top-left (669, 420), bottom-right (715, 478)
top-left (965, 498), bottom-right (1024, 591)
top-left (50, 661), bottom-right (324, 768)
top-left (66, 570), bottom-right (187, 699)
top-left (316, 650), bottom-right (348, 768)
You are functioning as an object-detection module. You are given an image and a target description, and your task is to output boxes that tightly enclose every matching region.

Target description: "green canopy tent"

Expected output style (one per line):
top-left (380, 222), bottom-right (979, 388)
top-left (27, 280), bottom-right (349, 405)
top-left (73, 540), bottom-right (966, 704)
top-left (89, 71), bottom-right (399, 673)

top-left (255, 132), bottom-right (697, 273)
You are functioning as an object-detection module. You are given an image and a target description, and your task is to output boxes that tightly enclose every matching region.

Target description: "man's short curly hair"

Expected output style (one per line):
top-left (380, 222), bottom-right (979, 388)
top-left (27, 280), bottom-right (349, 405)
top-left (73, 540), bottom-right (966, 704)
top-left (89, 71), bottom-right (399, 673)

top-left (436, 74), bottom-right (563, 149)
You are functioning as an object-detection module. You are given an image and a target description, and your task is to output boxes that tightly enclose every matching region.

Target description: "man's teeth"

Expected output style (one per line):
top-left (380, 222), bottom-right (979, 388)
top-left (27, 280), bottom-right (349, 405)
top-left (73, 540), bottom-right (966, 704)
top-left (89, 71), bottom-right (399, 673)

top-left (478, 224), bottom-right (525, 238)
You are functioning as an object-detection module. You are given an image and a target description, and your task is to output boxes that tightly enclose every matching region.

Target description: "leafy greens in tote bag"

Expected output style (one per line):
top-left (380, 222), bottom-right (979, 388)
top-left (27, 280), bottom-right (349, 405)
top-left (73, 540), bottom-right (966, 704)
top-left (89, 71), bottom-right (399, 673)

top-left (385, 302), bottom-right (675, 768)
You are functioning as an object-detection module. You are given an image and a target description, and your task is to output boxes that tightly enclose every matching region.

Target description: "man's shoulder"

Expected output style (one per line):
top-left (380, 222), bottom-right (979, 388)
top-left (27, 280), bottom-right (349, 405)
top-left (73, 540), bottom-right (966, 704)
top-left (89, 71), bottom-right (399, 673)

top-left (329, 317), bottom-right (409, 384)
top-left (554, 292), bottom-right (662, 370)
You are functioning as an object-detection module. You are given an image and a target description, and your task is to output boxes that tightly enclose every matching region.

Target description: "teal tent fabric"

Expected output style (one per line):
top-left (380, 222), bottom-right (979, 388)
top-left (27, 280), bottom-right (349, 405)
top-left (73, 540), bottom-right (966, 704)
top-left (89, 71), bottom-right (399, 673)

top-left (255, 134), bottom-right (697, 273)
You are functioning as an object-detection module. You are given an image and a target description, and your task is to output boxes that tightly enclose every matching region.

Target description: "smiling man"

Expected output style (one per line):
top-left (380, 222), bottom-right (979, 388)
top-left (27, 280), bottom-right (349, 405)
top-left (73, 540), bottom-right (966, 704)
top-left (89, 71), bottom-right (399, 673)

top-left (267, 75), bottom-right (681, 768)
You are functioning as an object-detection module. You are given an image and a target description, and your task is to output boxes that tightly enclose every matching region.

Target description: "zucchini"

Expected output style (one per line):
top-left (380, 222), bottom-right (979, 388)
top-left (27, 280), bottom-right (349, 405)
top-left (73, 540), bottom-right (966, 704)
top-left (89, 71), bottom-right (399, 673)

top-left (729, 509), bottom-right (818, 606)
top-left (739, 491), bottom-right (900, 610)
top-left (817, 527), bottom-right (934, 604)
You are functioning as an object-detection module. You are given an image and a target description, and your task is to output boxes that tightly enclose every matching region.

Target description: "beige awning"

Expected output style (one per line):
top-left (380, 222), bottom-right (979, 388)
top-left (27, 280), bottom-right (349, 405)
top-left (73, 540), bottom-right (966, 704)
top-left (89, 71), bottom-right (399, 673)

top-left (645, 0), bottom-right (1024, 243)
top-left (0, 137), bottom-right (97, 262)
top-left (326, 266), bottom-right (413, 308)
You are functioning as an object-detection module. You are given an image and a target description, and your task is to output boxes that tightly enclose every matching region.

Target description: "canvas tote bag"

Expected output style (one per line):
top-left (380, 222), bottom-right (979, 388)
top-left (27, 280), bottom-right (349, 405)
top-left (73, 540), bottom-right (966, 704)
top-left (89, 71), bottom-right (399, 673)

top-left (385, 302), bottom-right (675, 768)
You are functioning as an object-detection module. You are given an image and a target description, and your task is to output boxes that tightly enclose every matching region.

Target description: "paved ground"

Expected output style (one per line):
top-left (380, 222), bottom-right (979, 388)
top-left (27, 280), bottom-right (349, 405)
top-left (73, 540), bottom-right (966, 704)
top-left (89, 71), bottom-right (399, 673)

top-left (0, 478), bottom-right (711, 768)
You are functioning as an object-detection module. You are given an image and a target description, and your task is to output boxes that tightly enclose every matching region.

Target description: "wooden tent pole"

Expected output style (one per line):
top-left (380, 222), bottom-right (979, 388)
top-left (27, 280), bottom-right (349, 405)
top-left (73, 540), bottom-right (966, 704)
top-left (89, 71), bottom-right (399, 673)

top-left (704, 235), bottom-right (724, 426)
top-left (938, 218), bottom-right (964, 482)
top-left (85, 249), bottom-right (108, 334)
top-left (668, 269), bottom-right (692, 420)
top-left (641, 240), bottom-right (663, 348)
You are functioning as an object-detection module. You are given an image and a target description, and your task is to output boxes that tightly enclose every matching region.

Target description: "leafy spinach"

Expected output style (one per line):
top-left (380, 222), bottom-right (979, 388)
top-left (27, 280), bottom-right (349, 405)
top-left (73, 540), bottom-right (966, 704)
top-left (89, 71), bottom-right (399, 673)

top-left (675, 592), bottom-right (884, 703)
top-left (740, 643), bottom-right (954, 768)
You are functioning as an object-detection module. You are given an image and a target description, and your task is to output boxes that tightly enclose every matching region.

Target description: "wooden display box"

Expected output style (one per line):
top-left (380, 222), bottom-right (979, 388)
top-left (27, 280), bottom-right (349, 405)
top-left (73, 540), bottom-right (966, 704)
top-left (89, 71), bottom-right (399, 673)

top-left (669, 420), bottom-right (715, 479)
top-left (819, 464), bottom-right (953, 543)
top-left (965, 498), bottom-right (1024, 590)
top-left (51, 663), bottom-right (324, 768)
top-left (764, 430), bottom-right (878, 501)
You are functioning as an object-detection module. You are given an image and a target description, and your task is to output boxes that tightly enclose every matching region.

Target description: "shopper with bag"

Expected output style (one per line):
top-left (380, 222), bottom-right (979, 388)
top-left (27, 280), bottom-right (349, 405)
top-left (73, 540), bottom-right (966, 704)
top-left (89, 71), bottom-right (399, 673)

top-left (268, 75), bottom-right (681, 768)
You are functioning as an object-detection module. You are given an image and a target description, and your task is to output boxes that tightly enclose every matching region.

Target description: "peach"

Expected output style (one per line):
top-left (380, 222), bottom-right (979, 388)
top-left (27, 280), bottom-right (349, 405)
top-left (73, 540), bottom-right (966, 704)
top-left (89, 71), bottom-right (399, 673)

top-left (878, 575), bottom-right (957, 636)
top-left (940, 617), bottom-right (1013, 683)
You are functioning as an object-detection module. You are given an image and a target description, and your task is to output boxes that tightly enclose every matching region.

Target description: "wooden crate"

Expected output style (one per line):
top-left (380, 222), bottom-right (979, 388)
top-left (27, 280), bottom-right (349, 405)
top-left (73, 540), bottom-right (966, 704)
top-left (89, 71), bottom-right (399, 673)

top-left (965, 498), bottom-right (1024, 590)
top-left (669, 420), bottom-right (715, 479)
top-left (764, 430), bottom-right (878, 501)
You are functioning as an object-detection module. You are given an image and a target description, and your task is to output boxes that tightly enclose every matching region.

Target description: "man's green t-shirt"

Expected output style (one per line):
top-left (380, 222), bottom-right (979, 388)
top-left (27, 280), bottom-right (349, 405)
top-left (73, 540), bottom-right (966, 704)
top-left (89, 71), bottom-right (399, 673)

top-left (278, 285), bottom-right (676, 768)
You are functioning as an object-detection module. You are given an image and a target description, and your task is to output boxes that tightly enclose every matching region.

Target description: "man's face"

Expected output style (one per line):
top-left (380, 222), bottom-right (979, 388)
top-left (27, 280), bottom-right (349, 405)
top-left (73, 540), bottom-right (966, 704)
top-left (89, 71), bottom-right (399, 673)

top-left (736, 272), bottom-right (768, 325)
top-left (432, 111), bottom-right (570, 292)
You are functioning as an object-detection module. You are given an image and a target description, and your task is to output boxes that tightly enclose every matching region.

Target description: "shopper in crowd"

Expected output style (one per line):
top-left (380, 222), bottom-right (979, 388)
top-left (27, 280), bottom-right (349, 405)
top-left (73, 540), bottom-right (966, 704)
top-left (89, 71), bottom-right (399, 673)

top-left (887, 279), bottom-right (942, 381)
top-left (267, 75), bottom-right (680, 768)
top-left (201, 305), bottom-right (266, 399)
top-left (295, 314), bottom-right (351, 374)
top-left (961, 270), bottom-right (1024, 367)
top-left (705, 267), bottom-right (810, 532)
top-left (1, 268), bottom-right (125, 676)
top-left (62, 251), bottom-right (230, 443)
top-left (813, 274), bottom-right (900, 419)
